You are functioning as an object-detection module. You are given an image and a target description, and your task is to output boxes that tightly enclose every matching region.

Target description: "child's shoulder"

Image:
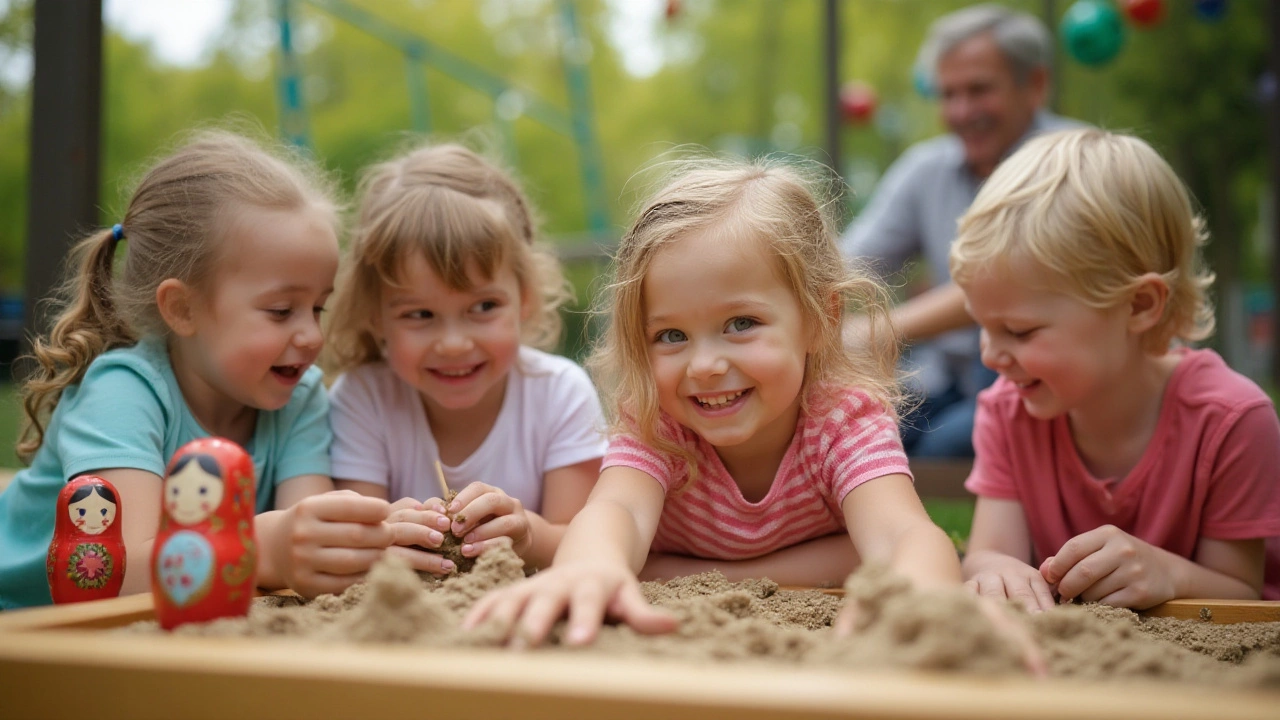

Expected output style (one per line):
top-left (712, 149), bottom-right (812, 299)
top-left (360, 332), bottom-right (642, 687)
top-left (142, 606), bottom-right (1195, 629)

top-left (804, 385), bottom-right (895, 431)
top-left (1169, 348), bottom-right (1273, 413)
top-left (78, 336), bottom-right (171, 393)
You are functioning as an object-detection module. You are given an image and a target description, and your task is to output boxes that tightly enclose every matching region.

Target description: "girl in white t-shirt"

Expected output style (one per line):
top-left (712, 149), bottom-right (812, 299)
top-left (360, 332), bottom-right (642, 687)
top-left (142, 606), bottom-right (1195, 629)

top-left (326, 143), bottom-right (606, 573)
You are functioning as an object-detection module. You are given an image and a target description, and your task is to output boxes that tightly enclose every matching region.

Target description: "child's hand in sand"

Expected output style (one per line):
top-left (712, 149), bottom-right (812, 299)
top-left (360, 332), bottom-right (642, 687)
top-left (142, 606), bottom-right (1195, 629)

top-left (1039, 525), bottom-right (1177, 609)
top-left (462, 562), bottom-right (678, 647)
top-left (963, 551), bottom-right (1057, 612)
top-left (270, 490), bottom-right (396, 598)
top-left (383, 496), bottom-right (458, 575)
top-left (441, 482), bottom-right (534, 560)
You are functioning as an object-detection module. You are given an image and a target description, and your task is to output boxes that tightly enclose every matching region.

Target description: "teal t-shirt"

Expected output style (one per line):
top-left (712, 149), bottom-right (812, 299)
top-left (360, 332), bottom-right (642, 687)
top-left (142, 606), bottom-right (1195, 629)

top-left (0, 336), bottom-right (332, 609)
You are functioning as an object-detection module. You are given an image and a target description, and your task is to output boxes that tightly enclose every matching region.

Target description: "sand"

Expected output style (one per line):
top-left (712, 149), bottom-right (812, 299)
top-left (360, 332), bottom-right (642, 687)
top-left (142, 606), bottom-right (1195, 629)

top-left (122, 545), bottom-right (1280, 688)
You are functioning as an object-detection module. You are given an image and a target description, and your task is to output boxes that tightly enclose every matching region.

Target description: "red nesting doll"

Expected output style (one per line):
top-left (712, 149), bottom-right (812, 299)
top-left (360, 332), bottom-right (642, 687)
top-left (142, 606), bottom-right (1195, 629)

top-left (151, 437), bottom-right (258, 630)
top-left (46, 475), bottom-right (126, 603)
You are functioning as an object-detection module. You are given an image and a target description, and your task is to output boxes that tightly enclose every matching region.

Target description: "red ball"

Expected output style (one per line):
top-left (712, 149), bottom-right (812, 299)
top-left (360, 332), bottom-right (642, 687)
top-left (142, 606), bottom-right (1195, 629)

top-left (1123, 0), bottom-right (1164, 27)
top-left (839, 81), bottom-right (877, 125)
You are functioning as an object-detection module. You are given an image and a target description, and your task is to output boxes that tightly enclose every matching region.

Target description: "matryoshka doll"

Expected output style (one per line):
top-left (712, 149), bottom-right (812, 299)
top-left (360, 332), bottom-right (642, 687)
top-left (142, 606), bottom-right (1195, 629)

top-left (46, 475), bottom-right (126, 603)
top-left (151, 437), bottom-right (258, 630)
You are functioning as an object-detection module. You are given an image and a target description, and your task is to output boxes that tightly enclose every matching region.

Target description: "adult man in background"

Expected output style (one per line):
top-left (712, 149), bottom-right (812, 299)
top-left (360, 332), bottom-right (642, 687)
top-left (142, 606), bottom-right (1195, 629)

top-left (841, 4), bottom-right (1081, 457)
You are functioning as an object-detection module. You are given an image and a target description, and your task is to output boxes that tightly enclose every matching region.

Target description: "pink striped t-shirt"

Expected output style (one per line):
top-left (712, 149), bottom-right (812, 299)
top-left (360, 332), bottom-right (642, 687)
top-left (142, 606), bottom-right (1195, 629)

top-left (602, 387), bottom-right (911, 560)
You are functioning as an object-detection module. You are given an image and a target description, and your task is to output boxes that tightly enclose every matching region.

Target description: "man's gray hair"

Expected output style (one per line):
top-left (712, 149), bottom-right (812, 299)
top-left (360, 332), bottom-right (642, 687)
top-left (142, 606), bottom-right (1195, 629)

top-left (916, 4), bottom-right (1052, 86)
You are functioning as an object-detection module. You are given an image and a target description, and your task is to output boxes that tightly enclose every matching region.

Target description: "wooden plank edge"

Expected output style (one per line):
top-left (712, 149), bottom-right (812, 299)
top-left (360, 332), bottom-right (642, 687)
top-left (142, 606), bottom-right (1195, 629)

top-left (0, 631), bottom-right (1276, 720)
top-left (1142, 598), bottom-right (1280, 624)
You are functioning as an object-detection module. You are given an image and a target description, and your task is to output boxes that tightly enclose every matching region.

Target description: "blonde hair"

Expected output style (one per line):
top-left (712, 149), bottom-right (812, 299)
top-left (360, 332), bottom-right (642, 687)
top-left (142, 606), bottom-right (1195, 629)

top-left (18, 130), bottom-right (339, 463)
top-left (590, 156), bottom-right (902, 483)
top-left (327, 142), bottom-right (571, 371)
top-left (950, 128), bottom-right (1215, 353)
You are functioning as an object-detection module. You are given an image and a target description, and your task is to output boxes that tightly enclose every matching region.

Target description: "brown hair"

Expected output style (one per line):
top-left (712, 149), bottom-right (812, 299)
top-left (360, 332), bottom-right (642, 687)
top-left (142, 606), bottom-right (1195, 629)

top-left (18, 130), bottom-right (339, 462)
top-left (327, 142), bottom-right (571, 372)
top-left (590, 156), bottom-right (902, 485)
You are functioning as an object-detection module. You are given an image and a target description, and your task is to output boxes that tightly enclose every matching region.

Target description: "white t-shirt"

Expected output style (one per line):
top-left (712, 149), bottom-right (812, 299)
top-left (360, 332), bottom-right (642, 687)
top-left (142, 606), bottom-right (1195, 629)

top-left (329, 347), bottom-right (608, 510)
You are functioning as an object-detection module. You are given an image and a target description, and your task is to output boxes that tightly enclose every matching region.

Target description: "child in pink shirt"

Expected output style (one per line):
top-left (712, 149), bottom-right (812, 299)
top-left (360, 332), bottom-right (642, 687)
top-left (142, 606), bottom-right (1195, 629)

top-left (464, 158), bottom-right (1035, 656)
top-left (952, 128), bottom-right (1280, 611)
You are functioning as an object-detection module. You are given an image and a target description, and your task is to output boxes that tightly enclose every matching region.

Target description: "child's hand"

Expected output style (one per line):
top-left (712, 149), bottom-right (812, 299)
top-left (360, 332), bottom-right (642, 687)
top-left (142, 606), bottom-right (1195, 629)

top-left (382, 496), bottom-right (459, 576)
top-left (462, 561), bottom-right (678, 647)
top-left (444, 482), bottom-right (534, 560)
top-left (964, 552), bottom-right (1057, 612)
top-left (1039, 525), bottom-right (1176, 609)
top-left (274, 490), bottom-right (395, 598)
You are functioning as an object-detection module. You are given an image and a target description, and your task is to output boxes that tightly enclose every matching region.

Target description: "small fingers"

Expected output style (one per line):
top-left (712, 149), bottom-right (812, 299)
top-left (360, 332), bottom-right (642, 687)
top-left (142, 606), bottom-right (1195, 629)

top-left (563, 583), bottom-right (609, 646)
top-left (387, 507), bottom-right (452, 532)
top-left (448, 483), bottom-right (497, 514)
top-left (611, 581), bottom-right (678, 635)
top-left (453, 492), bottom-right (519, 536)
top-left (384, 545), bottom-right (455, 575)
top-left (388, 521), bottom-right (444, 550)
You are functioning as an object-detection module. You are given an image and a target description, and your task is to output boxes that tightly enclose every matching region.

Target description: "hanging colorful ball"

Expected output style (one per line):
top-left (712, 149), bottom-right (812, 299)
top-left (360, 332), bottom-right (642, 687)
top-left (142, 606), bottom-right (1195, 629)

top-left (839, 81), bottom-right (877, 125)
top-left (1193, 0), bottom-right (1228, 22)
top-left (1060, 0), bottom-right (1126, 67)
top-left (1122, 0), bottom-right (1164, 27)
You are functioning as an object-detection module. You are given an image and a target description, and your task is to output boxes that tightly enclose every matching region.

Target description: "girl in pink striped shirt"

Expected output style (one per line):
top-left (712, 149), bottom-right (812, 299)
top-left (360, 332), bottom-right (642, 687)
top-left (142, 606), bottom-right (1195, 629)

top-left (466, 157), bottom-right (982, 647)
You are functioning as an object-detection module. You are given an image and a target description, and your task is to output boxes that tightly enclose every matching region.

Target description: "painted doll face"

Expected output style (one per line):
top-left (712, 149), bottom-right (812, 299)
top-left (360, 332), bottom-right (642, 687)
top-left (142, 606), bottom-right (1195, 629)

top-left (67, 489), bottom-right (117, 535)
top-left (164, 455), bottom-right (225, 525)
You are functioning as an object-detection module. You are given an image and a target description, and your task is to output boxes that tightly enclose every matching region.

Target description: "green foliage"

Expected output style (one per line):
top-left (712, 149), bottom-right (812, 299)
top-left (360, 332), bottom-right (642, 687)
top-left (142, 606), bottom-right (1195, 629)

top-left (0, 382), bottom-right (19, 469)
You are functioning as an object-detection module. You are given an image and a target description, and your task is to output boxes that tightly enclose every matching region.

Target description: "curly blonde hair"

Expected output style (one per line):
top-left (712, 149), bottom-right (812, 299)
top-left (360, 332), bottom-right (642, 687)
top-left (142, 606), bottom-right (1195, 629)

top-left (18, 130), bottom-right (339, 463)
top-left (589, 156), bottom-right (903, 484)
top-left (327, 142), bottom-right (572, 372)
top-left (950, 128), bottom-right (1215, 353)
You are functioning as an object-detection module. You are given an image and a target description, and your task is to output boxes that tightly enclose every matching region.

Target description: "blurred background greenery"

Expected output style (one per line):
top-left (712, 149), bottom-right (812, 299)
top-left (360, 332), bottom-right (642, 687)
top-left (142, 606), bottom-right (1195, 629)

top-left (0, 1), bottom-right (1274, 538)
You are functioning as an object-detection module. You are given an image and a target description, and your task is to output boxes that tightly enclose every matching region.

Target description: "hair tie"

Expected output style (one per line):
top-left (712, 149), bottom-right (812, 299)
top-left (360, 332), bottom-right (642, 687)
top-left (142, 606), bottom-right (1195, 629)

top-left (111, 224), bottom-right (125, 242)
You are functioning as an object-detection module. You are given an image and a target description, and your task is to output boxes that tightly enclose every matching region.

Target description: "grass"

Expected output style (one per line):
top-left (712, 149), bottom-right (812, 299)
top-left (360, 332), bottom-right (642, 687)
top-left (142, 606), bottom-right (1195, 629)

top-left (0, 382), bottom-right (19, 470)
top-left (922, 498), bottom-right (975, 552)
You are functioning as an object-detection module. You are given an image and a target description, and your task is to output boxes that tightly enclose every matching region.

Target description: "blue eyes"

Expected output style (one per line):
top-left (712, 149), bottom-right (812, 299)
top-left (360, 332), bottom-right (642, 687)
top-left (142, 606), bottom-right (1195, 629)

top-left (199, 487), bottom-right (207, 495)
top-left (78, 509), bottom-right (86, 517)
top-left (101, 509), bottom-right (107, 516)
top-left (654, 318), bottom-right (758, 344)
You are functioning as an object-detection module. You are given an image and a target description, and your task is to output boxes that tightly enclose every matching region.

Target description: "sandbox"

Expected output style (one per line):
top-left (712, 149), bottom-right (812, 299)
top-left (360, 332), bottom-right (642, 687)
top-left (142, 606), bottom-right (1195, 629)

top-left (1, 547), bottom-right (1278, 720)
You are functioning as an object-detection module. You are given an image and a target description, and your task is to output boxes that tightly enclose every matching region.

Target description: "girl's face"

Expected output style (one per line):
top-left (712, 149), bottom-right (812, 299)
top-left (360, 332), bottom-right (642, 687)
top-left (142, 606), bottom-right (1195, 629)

top-left (164, 458), bottom-right (225, 525)
top-left (377, 252), bottom-right (529, 421)
top-left (182, 206), bottom-right (339, 415)
top-left (67, 490), bottom-right (116, 535)
top-left (962, 267), bottom-right (1134, 421)
top-left (642, 230), bottom-right (811, 466)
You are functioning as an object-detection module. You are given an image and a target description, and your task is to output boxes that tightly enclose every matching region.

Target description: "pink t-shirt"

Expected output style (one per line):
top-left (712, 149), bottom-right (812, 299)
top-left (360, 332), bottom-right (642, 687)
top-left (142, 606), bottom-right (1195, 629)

top-left (966, 349), bottom-right (1280, 599)
top-left (602, 387), bottom-right (911, 560)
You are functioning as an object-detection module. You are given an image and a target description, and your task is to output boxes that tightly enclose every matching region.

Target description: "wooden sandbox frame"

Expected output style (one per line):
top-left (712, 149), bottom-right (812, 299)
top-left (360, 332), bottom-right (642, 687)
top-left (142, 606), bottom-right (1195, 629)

top-left (1, 593), bottom-right (1278, 720)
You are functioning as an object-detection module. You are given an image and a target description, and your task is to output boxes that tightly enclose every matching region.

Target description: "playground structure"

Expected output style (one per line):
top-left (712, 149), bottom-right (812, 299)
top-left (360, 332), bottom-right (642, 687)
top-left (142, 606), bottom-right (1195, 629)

top-left (275, 0), bottom-right (611, 235)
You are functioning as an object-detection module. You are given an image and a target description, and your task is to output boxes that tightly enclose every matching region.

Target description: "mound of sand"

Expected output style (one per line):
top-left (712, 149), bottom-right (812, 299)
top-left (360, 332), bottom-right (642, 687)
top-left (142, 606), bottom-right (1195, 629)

top-left (123, 545), bottom-right (1280, 688)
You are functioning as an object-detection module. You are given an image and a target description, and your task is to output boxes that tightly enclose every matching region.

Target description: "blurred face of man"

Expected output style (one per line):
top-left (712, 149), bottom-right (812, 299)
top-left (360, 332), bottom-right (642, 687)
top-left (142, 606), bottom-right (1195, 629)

top-left (936, 32), bottom-right (1047, 179)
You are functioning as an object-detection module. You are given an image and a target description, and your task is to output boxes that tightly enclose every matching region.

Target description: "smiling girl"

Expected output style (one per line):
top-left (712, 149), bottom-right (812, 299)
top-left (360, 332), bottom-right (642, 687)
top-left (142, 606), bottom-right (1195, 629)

top-left (326, 142), bottom-right (606, 574)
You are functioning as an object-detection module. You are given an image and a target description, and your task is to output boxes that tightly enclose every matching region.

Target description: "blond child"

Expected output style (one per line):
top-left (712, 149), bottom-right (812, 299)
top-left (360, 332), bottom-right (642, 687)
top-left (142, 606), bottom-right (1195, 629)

top-left (953, 128), bottom-right (1280, 611)
top-left (326, 143), bottom-right (606, 573)
top-left (0, 131), bottom-right (420, 608)
top-left (463, 157), bottom-right (984, 647)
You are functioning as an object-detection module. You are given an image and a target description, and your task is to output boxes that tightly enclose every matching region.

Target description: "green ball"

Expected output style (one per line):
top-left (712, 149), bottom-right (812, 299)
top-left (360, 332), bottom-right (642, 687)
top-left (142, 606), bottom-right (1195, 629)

top-left (1060, 0), bottom-right (1126, 67)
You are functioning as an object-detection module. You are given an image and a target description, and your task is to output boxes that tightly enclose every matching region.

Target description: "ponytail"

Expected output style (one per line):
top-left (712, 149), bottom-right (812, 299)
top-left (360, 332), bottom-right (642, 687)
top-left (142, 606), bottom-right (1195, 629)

top-left (17, 228), bottom-right (135, 463)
